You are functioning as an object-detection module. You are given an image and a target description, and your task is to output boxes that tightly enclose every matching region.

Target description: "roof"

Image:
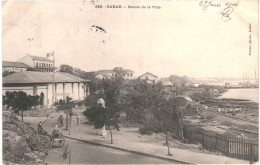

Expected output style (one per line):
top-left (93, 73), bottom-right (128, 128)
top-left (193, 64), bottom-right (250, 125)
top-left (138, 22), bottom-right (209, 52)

top-left (3, 71), bottom-right (88, 84)
top-left (161, 81), bottom-right (173, 86)
top-left (3, 61), bottom-right (32, 68)
top-left (97, 69), bottom-right (134, 74)
top-left (95, 73), bottom-right (111, 78)
top-left (123, 69), bottom-right (134, 73)
top-left (28, 55), bottom-right (53, 62)
top-left (138, 72), bottom-right (158, 78)
top-left (97, 70), bottom-right (114, 74)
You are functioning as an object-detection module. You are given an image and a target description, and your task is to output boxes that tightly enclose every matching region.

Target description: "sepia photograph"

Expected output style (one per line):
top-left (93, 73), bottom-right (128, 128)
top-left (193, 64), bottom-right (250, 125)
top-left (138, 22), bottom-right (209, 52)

top-left (2, 0), bottom-right (259, 164)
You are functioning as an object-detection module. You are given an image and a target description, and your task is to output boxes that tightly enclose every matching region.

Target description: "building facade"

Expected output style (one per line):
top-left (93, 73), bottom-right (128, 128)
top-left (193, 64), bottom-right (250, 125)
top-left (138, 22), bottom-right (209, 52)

top-left (17, 55), bottom-right (54, 72)
top-left (95, 67), bottom-right (134, 79)
top-left (3, 71), bottom-right (89, 106)
top-left (138, 72), bottom-right (158, 83)
top-left (2, 61), bottom-right (31, 73)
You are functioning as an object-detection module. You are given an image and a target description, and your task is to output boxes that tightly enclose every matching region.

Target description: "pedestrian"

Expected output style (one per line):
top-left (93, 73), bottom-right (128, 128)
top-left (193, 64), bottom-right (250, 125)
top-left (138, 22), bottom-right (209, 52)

top-left (38, 121), bottom-right (43, 134)
top-left (77, 113), bottom-right (80, 125)
top-left (60, 144), bottom-right (71, 164)
top-left (52, 125), bottom-right (60, 138)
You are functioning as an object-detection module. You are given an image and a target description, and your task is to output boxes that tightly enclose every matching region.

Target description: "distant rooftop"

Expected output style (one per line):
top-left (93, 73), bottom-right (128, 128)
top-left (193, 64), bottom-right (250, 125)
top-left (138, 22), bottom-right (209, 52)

top-left (97, 68), bottom-right (134, 74)
top-left (3, 71), bottom-right (88, 84)
top-left (3, 61), bottom-right (32, 68)
top-left (28, 55), bottom-right (53, 62)
top-left (138, 72), bottom-right (158, 78)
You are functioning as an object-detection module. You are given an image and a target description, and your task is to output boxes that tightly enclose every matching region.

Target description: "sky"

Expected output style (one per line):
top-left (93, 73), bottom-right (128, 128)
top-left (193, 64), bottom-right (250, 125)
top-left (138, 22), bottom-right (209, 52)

top-left (2, 0), bottom-right (259, 78)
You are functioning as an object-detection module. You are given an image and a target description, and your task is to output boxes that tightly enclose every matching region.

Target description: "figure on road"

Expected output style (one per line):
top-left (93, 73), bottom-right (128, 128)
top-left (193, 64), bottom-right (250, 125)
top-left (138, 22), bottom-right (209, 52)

top-left (58, 114), bottom-right (64, 126)
top-left (38, 121), bottom-right (43, 134)
top-left (52, 125), bottom-right (60, 138)
top-left (77, 113), bottom-right (80, 125)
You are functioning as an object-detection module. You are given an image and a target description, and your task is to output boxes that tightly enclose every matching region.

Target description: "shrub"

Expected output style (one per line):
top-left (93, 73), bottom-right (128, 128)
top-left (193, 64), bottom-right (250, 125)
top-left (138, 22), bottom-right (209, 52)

top-left (221, 120), bottom-right (233, 127)
top-left (84, 94), bottom-right (102, 107)
top-left (204, 113), bottom-right (217, 120)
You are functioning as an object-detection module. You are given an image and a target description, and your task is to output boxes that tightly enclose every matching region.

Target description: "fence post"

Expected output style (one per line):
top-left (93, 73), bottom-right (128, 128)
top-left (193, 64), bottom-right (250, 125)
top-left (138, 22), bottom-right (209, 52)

top-left (215, 134), bottom-right (218, 152)
top-left (201, 132), bottom-right (204, 148)
top-left (249, 144), bottom-right (254, 164)
top-left (226, 136), bottom-right (229, 155)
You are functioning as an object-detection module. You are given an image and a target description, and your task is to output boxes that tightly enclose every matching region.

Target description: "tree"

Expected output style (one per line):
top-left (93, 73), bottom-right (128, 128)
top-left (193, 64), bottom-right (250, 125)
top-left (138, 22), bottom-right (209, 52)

top-left (56, 97), bottom-right (74, 130)
top-left (124, 80), bottom-right (165, 123)
top-left (139, 98), bottom-right (178, 156)
top-left (84, 76), bottom-right (123, 144)
top-left (105, 106), bottom-right (120, 144)
top-left (84, 105), bottom-right (120, 144)
top-left (3, 91), bottom-right (35, 122)
top-left (28, 95), bottom-right (40, 106)
top-left (60, 64), bottom-right (73, 74)
top-left (126, 80), bottom-right (192, 155)
top-left (170, 96), bottom-right (192, 142)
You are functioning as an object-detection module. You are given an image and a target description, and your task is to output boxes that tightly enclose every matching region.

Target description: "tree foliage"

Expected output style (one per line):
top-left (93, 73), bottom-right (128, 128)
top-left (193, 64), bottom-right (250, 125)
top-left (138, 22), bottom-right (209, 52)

top-left (3, 91), bottom-right (40, 122)
top-left (84, 76), bottom-right (123, 144)
top-left (84, 106), bottom-right (120, 130)
top-left (60, 65), bottom-right (73, 74)
top-left (125, 80), bottom-right (192, 155)
top-left (55, 97), bottom-right (74, 113)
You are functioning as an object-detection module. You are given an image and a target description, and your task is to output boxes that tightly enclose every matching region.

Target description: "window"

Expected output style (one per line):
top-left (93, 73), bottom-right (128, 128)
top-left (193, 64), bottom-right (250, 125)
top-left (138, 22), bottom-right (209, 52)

top-left (36, 62), bottom-right (38, 67)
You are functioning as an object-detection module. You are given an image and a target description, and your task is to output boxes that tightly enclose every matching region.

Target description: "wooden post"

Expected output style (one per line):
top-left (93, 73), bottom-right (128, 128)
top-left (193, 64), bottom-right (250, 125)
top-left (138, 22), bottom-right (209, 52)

top-left (215, 134), bottom-right (218, 152)
top-left (249, 144), bottom-right (254, 164)
top-left (68, 115), bottom-right (72, 135)
top-left (226, 136), bottom-right (229, 155)
top-left (202, 132), bottom-right (204, 148)
top-left (66, 111), bottom-right (68, 130)
top-left (69, 149), bottom-right (71, 165)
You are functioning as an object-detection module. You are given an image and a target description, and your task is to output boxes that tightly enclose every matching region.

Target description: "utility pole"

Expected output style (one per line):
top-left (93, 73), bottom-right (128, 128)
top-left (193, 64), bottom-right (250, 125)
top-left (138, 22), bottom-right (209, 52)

top-left (51, 51), bottom-right (55, 110)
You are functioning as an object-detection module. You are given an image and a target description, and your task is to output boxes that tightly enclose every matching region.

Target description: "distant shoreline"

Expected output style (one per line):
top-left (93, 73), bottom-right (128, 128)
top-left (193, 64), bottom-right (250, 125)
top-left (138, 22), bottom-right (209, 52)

top-left (218, 88), bottom-right (259, 103)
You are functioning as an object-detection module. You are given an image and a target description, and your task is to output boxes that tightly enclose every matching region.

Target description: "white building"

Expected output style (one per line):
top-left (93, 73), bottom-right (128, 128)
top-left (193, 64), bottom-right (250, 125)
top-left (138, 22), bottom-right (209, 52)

top-left (3, 71), bottom-right (89, 106)
top-left (2, 61), bottom-right (31, 73)
top-left (138, 72), bottom-right (158, 83)
top-left (17, 55), bottom-right (54, 72)
top-left (95, 67), bottom-right (134, 80)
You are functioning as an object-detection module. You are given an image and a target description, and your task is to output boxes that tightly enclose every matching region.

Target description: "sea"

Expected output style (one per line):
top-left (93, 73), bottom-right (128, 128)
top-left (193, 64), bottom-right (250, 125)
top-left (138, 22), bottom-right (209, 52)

top-left (218, 88), bottom-right (259, 103)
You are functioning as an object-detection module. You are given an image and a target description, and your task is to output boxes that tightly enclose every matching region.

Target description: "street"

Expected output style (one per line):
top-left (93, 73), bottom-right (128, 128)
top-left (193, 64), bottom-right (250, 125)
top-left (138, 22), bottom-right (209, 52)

top-left (45, 138), bottom-right (175, 164)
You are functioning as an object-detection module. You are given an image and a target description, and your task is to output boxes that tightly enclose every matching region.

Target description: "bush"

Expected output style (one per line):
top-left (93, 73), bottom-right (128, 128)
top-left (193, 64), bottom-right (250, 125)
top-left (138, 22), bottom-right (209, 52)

top-left (204, 113), bottom-right (217, 120)
top-left (84, 106), bottom-right (106, 129)
top-left (221, 120), bottom-right (233, 127)
top-left (84, 94), bottom-right (102, 107)
top-left (138, 119), bottom-right (162, 136)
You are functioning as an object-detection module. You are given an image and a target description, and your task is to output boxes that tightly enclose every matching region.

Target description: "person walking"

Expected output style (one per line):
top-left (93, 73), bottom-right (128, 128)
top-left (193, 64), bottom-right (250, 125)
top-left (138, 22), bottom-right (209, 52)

top-left (38, 121), bottom-right (42, 133)
top-left (76, 113), bottom-right (80, 125)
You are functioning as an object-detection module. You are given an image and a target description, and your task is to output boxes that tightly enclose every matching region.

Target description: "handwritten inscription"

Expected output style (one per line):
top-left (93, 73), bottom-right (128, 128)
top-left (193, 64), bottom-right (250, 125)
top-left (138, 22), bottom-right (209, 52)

top-left (199, 1), bottom-right (239, 22)
top-left (220, 6), bottom-right (233, 22)
top-left (199, 1), bottom-right (221, 11)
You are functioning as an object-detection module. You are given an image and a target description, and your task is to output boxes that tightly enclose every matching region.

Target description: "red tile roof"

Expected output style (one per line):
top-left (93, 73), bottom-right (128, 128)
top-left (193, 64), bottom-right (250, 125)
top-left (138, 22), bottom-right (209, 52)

top-left (3, 71), bottom-right (88, 84)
